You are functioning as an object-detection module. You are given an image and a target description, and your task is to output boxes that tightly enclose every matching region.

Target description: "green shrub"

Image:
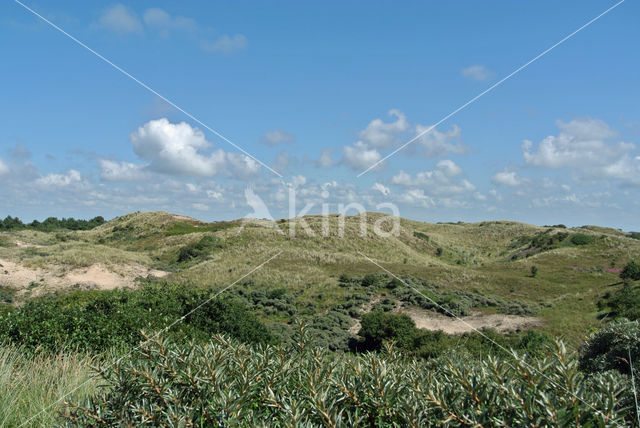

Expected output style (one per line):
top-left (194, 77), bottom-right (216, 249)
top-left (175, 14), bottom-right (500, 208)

top-left (177, 235), bottom-right (223, 263)
top-left (0, 283), bottom-right (274, 353)
top-left (580, 320), bottom-right (640, 376)
top-left (600, 283), bottom-right (640, 320)
top-left (62, 334), bottom-right (631, 426)
top-left (413, 231), bottom-right (430, 241)
top-left (358, 311), bottom-right (416, 350)
top-left (571, 233), bottom-right (595, 246)
top-left (621, 261), bottom-right (640, 281)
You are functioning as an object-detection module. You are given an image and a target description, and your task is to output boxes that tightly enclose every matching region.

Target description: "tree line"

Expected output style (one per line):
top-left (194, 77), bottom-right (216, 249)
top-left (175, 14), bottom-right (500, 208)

top-left (0, 215), bottom-right (105, 231)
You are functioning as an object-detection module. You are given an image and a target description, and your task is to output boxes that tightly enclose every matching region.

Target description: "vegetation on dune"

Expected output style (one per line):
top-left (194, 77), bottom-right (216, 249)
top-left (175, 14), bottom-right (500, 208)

top-left (356, 311), bottom-right (551, 359)
top-left (61, 329), bottom-right (634, 427)
top-left (0, 345), bottom-right (97, 427)
top-left (2, 211), bottom-right (640, 424)
top-left (0, 282), bottom-right (274, 353)
top-left (0, 215), bottom-right (105, 231)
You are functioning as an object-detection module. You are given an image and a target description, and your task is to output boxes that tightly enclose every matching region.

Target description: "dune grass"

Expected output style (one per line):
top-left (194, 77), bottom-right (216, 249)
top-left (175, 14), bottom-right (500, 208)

top-left (0, 344), bottom-right (97, 427)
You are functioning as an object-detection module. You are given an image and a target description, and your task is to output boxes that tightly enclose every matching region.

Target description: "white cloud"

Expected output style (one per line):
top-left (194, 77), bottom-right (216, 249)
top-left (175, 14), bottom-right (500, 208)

top-left (414, 124), bottom-right (469, 158)
top-left (358, 109), bottom-right (409, 149)
top-left (261, 129), bottom-right (295, 146)
top-left (143, 8), bottom-right (197, 35)
top-left (522, 118), bottom-right (633, 168)
top-left (35, 170), bottom-right (87, 189)
top-left (316, 149), bottom-right (335, 168)
top-left (391, 170), bottom-right (412, 186)
top-left (391, 161), bottom-right (474, 196)
top-left (131, 118), bottom-right (226, 177)
top-left (492, 170), bottom-right (522, 187)
top-left (290, 175), bottom-right (307, 188)
top-left (226, 153), bottom-right (261, 180)
top-left (96, 4), bottom-right (142, 34)
top-left (461, 65), bottom-right (493, 81)
top-left (399, 189), bottom-right (434, 207)
top-left (435, 159), bottom-right (462, 177)
top-left (522, 118), bottom-right (640, 186)
top-left (202, 34), bottom-right (247, 54)
top-left (372, 182), bottom-right (390, 196)
top-left (0, 157), bottom-right (9, 175)
top-left (99, 159), bottom-right (146, 182)
top-left (343, 141), bottom-right (383, 171)
top-left (599, 155), bottom-right (640, 186)
top-left (206, 190), bottom-right (223, 200)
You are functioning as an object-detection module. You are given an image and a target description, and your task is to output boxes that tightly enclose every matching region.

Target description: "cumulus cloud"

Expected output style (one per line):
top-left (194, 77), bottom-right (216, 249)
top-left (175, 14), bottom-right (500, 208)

top-left (372, 182), bottom-right (390, 196)
top-left (461, 65), bottom-right (493, 81)
top-left (414, 124), bottom-right (469, 158)
top-left (35, 170), bottom-right (88, 189)
top-left (96, 4), bottom-right (142, 34)
top-left (261, 129), bottom-right (296, 147)
top-left (130, 118), bottom-right (226, 177)
top-left (391, 160), bottom-right (474, 195)
top-left (522, 118), bottom-right (631, 167)
top-left (99, 159), bottom-right (147, 182)
top-left (399, 189), bottom-right (434, 207)
top-left (202, 34), bottom-right (247, 54)
top-left (342, 141), bottom-right (383, 171)
top-left (435, 159), bottom-right (462, 177)
top-left (358, 109), bottom-right (409, 149)
top-left (492, 170), bottom-right (522, 187)
top-left (226, 152), bottom-right (261, 180)
top-left (521, 118), bottom-right (639, 185)
top-left (143, 8), bottom-right (197, 35)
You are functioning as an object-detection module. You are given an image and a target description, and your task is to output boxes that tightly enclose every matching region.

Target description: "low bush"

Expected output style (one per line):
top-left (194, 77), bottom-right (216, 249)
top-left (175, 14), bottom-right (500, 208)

top-left (599, 283), bottom-right (640, 321)
top-left (0, 282), bottom-right (274, 353)
top-left (62, 333), bottom-right (631, 426)
top-left (580, 320), bottom-right (640, 376)
top-left (177, 235), bottom-right (223, 263)
top-left (571, 233), bottom-right (595, 246)
top-left (621, 260), bottom-right (640, 281)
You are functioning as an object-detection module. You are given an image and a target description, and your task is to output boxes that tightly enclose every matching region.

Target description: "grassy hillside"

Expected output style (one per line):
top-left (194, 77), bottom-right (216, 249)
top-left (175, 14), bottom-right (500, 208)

top-left (1, 211), bottom-right (639, 343)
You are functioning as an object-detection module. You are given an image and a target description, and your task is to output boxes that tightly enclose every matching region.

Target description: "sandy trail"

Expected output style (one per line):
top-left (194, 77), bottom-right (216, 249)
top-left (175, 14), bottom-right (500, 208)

top-left (400, 307), bottom-right (541, 334)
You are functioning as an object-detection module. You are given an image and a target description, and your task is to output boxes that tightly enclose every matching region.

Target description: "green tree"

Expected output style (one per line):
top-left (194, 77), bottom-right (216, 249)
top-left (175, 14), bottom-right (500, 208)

top-left (530, 266), bottom-right (538, 277)
top-left (358, 311), bottom-right (417, 350)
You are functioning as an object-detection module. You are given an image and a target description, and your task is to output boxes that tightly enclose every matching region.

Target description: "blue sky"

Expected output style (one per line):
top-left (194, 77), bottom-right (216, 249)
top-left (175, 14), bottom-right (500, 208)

top-left (1, 1), bottom-right (639, 229)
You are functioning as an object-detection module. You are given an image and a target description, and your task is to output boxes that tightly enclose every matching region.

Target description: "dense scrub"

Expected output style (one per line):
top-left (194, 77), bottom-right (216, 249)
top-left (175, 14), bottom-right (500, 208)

top-left (0, 283), bottom-right (274, 353)
top-left (340, 273), bottom-right (537, 317)
top-left (0, 215), bottom-right (105, 231)
top-left (62, 331), bottom-right (633, 427)
top-left (356, 311), bottom-right (551, 359)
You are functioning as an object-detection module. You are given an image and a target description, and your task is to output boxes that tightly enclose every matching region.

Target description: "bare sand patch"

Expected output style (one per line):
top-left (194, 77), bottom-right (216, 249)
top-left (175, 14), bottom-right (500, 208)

top-left (0, 257), bottom-right (168, 296)
top-left (14, 241), bottom-right (44, 248)
top-left (172, 215), bottom-right (197, 221)
top-left (400, 307), bottom-right (541, 334)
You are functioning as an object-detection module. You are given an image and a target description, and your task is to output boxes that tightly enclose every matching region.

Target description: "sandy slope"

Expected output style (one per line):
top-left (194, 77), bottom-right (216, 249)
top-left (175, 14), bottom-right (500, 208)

top-left (0, 257), bottom-right (167, 297)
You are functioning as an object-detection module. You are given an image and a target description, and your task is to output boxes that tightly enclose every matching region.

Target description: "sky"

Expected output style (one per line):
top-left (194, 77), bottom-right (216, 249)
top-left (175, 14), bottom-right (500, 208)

top-left (1, 0), bottom-right (639, 230)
